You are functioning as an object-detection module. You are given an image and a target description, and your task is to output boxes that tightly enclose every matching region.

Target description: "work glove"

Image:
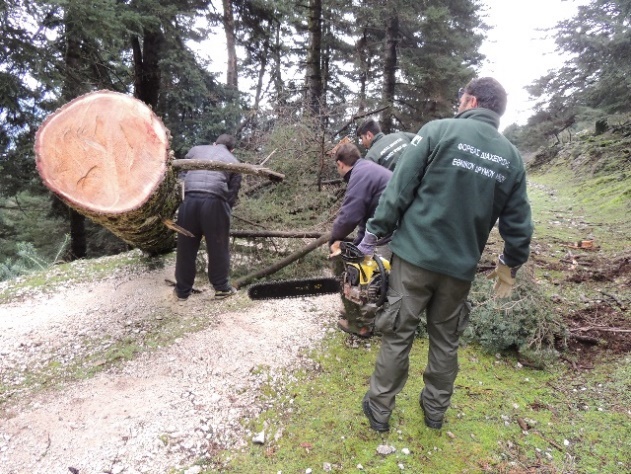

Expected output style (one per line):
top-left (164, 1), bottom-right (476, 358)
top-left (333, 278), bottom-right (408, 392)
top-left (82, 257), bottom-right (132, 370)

top-left (357, 231), bottom-right (378, 257)
top-left (328, 241), bottom-right (342, 259)
top-left (487, 255), bottom-right (519, 298)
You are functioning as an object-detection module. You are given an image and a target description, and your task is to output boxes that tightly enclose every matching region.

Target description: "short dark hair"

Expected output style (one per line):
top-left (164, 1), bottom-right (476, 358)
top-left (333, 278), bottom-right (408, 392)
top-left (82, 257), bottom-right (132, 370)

top-left (357, 119), bottom-right (381, 137)
top-left (463, 77), bottom-right (507, 116)
top-left (215, 134), bottom-right (236, 150)
top-left (335, 143), bottom-right (361, 166)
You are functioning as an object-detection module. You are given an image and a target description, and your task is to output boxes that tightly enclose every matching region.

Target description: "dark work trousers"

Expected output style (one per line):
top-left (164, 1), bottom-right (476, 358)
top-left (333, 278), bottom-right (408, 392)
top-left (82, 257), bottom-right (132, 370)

top-left (364, 254), bottom-right (472, 426)
top-left (174, 193), bottom-right (232, 298)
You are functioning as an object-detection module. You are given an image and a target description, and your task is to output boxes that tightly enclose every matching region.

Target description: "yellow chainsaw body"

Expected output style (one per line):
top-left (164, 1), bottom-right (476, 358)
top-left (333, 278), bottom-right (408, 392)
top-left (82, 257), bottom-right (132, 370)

top-left (343, 255), bottom-right (390, 305)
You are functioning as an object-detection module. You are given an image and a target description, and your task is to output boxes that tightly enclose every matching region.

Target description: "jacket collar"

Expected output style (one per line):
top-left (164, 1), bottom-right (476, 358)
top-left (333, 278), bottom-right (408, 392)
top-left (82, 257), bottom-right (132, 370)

top-left (343, 166), bottom-right (353, 183)
top-left (370, 132), bottom-right (385, 148)
top-left (455, 108), bottom-right (501, 129)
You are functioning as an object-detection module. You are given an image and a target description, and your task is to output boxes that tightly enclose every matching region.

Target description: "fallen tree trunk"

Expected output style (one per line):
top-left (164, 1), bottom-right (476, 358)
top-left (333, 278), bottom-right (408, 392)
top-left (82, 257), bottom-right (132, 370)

top-left (230, 230), bottom-right (326, 238)
top-left (35, 90), bottom-right (179, 254)
top-left (34, 90), bottom-right (285, 255)
top-left (233, 233), bottom-right (331, 289)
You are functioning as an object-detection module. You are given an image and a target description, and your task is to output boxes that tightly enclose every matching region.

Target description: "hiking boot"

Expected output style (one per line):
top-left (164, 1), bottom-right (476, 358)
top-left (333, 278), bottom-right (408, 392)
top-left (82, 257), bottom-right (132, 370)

top-left (419, 396), bottom-right (443, 429)
top-left (362, 396), bottom-right (390, 432)
top-left (337, 319), bottom-right (373, 339)
top-left (214, 287), bottom-right (237, 300)
top-left (172, 289), bottom-right (188, 302)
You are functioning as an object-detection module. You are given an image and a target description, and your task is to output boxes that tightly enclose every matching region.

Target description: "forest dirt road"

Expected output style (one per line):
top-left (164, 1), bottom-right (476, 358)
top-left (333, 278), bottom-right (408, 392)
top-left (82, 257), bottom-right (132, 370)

top-left (0, 257), bottom-right (341, 474)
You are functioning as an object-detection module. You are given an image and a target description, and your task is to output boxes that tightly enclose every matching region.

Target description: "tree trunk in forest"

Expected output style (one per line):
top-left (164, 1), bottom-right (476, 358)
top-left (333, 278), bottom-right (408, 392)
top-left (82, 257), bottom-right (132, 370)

top-left (69, 209), bottom-right (87, 259)
top-left (356, 30), bottom-right (370, 114)
top-left (382, 15), bottom-right (399, 134)
top-left (132, 28), bottom-right (165, 109)
top-left (272, 22), bottom-right (285, 108)
top-left (306, 0), bottom-right (323, 116)
top-left (61, 7), bottom-right (90, 260)
top-left (254, 39), bottom-right (269, 109)
top-left (35, 91), bottom-right (179, 255)
top-left (223, 0), bottom-right (239, 90)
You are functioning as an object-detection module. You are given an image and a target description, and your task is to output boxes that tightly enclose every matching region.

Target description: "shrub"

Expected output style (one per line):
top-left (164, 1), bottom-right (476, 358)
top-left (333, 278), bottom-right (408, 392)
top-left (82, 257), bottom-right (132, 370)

top-left (462, 271), bottom-right (566, 362)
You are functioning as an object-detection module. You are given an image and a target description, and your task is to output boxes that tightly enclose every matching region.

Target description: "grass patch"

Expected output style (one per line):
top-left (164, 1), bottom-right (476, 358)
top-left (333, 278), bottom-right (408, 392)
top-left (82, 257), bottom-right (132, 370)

top-left (212, 335), bottom-right (629, 473)
top-left (0, 249), bottom-right (171, 303)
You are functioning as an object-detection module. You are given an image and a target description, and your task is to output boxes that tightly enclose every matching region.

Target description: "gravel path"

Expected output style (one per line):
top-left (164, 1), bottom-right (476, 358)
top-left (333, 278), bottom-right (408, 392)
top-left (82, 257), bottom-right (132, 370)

top-left (0, 254), bottom-right (341, 473)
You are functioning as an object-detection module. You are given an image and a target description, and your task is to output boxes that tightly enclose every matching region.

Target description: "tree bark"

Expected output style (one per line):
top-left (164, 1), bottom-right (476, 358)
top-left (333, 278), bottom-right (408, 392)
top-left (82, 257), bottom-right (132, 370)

top-left (233, 233), bottom-right (331, 289)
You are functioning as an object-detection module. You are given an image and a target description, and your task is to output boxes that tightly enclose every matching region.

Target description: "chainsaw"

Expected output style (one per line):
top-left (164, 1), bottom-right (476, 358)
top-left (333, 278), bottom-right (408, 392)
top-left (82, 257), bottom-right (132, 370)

top-left (247, 242), bottom-right (390, 306)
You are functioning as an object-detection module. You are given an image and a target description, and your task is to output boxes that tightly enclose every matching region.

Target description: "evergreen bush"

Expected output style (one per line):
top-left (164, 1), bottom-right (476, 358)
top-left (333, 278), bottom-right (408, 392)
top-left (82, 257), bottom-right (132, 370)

top-left (462, 272), bottom-right (566, 363)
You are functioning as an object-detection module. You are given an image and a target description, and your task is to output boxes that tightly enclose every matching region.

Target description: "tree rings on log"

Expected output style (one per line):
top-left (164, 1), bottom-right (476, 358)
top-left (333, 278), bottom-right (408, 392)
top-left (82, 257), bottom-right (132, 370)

top-left (35, 90), bottom-right (180, 255)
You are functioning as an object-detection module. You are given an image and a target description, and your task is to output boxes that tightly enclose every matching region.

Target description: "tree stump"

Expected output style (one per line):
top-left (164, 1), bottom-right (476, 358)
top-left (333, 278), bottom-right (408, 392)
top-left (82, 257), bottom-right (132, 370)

top-left (35, 90), bottom-right (180, 255)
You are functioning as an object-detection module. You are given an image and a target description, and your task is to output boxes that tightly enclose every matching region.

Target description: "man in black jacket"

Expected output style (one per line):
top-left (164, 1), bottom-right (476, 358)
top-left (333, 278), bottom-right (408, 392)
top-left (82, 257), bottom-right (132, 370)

top-left (174, 134), bottom-right (242, 301)
top-left (329, 142), bottom-right (392, 337)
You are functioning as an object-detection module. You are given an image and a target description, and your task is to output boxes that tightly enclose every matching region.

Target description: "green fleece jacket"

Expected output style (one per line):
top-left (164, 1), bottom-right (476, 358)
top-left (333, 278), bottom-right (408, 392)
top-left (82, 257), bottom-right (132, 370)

top-left (366, 108), bottom-right (533, 281)
top-left (365, 131), bottom-right (417, 170)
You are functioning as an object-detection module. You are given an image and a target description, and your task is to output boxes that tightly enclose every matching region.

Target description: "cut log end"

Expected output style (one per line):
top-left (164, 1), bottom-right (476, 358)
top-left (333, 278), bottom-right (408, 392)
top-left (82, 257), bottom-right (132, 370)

top-left (35, 91), bottom-right (170, 214)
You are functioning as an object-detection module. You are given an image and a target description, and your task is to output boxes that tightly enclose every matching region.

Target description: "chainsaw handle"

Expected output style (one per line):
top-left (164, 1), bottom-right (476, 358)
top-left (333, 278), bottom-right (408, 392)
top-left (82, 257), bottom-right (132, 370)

top-left (373, 254), bottom-right (388, 307)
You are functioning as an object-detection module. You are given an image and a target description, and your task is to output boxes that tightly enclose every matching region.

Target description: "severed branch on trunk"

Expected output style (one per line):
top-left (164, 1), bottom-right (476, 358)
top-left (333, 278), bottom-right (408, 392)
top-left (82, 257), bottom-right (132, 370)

top-left (171, 159), bottom-right (284, 182)
top-left (230, 230), bottom-right (326, 239)
top-left (232, 233), bottom-right (331, 289)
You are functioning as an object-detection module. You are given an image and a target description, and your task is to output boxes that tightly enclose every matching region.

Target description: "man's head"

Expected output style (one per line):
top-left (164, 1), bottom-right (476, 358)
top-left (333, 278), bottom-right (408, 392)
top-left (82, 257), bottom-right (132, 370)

top-left (215, 134), bottom-right (237, 151)
top-left (357, 119), bottom-right (382, 149)
top-left (457, 77), bottom-right (507, 116)
top-left (334, 143), bottom-right (361, 177)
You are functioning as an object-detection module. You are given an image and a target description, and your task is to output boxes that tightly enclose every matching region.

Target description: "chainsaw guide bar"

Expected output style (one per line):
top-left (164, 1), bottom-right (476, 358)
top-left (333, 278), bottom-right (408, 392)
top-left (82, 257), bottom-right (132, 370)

top-left (247, 277), bottom-right (340, 300)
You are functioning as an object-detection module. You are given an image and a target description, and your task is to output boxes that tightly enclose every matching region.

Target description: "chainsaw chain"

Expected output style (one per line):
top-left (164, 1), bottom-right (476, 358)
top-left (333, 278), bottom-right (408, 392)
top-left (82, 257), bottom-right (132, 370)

top-left (247, 277), bottom-right (340, 300)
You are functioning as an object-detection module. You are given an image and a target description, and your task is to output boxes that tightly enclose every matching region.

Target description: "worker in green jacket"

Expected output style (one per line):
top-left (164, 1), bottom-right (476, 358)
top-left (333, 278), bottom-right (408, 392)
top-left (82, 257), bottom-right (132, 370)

top-left (357, 119), bottom-right (416, 171)
top-left (357, 77), bottom-right (533, 433)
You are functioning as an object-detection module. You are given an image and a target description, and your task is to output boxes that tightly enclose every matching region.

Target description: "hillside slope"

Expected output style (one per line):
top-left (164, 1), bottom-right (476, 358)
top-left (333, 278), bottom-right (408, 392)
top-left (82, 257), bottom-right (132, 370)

top-left (526, 122), bottom-right (630, 362)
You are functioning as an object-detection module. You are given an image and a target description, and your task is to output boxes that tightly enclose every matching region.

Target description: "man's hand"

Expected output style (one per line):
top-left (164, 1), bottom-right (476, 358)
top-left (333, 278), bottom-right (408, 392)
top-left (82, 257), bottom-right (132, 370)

top-left (328, 241), bottom-right (342, 259)
top-left (487, 255), bottom-right (519, 298)
top-left (357, 231), bottom-right (378, 257)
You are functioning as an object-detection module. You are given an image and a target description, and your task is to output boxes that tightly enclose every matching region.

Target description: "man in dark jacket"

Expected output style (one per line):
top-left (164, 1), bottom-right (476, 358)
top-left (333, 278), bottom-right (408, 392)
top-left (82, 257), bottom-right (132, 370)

top-left (174, 134), bottom-right (242, 301)
top-left (357, 77), bottom-right (533, 432)
top-left (329, 143), bottom-right (392, 337)
top-left (357, 119), bottom-right (416, 171)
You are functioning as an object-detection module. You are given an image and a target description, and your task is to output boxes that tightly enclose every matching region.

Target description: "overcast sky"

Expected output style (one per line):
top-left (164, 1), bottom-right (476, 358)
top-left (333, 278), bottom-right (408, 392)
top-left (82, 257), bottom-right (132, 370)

top-left (478, 0), bottom-right (589, 129)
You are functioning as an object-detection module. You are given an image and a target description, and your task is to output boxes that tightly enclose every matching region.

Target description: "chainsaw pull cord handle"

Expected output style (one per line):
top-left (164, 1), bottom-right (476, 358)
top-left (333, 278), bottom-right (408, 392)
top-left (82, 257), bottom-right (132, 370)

top-left (373, 254), bottom-right (388, 307)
